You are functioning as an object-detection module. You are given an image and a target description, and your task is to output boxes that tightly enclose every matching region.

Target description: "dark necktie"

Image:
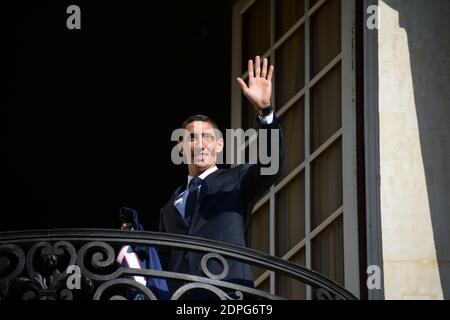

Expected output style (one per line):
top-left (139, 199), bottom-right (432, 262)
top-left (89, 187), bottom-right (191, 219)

top-left (185, 176), bottom-right (202, 225)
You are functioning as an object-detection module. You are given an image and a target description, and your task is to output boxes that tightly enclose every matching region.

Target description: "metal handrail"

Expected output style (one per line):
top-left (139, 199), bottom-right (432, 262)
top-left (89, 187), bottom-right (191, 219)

top-left (0, 229), bottom-right (358, 300)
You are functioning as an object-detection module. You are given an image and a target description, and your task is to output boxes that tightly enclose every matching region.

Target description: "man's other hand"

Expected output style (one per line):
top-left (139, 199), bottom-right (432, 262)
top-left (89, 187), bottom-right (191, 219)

top-left (121, 223), bottom-right (133, 230)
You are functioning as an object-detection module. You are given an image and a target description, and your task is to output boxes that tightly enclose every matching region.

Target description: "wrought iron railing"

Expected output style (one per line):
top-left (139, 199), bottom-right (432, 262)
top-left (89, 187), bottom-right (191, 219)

top-left (0, 229), bottom-right (357, 300)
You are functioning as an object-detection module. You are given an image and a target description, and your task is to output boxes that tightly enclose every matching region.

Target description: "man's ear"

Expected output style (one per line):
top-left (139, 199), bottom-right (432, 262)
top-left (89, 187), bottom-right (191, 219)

top-left (216, 138), bottom-right (224, 153)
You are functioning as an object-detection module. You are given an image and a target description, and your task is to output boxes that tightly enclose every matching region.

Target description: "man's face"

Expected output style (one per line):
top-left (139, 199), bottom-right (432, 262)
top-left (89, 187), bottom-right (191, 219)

top-left (181, 121), bottom-right (223, 169)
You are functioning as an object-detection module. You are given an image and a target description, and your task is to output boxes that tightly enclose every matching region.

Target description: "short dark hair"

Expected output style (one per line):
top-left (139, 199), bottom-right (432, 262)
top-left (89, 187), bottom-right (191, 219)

top-left (182, 114), bottom-right (219, 130)
top-left (181, 114), bottom-right (222, 140)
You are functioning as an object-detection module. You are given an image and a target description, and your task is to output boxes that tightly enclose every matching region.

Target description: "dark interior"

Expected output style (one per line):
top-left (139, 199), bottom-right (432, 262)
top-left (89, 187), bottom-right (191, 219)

top-left (3, 1), bottom-right (232, 231)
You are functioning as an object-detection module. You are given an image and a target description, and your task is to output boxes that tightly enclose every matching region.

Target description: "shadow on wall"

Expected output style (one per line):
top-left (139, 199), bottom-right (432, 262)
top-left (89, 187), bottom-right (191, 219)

top-left (383, 0), bottom-right (450, 299)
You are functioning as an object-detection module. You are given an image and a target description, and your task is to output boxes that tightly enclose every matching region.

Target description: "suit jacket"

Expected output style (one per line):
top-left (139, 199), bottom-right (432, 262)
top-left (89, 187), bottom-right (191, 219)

top-left (158, 114), bottom-right (284, 291)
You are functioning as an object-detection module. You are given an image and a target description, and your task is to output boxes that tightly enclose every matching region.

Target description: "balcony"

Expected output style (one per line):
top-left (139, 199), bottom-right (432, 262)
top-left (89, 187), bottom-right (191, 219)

top-left (0, 229), bottom-right (357, 300)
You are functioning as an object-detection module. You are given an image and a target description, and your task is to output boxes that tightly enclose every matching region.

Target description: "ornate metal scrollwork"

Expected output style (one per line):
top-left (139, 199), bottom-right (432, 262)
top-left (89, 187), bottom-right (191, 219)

top-left (93, 278), bottom-right (158, 300)
top-left (171, 282), bottom-right (244, 300)
top-left (200, 252), bottom-right (230, 280)
top-left (0, 244), bottom-right (26, 300)
top-left (316, 288), bottom-right (346, 300)
top-left (26, 241), bottom-right (77, 279)
top-left (77, 241), bottom-right (121, 282)
top-left (0, 230), bottom-right (358, 300)
top-left (1, 240), bottom-right (92, 300)
top-left (0, 244), bottom-right (26, 285)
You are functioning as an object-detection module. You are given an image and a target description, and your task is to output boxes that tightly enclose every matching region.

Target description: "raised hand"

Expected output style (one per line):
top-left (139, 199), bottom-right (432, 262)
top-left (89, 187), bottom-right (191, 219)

top-left (237, 56), bottom-right (274, 115)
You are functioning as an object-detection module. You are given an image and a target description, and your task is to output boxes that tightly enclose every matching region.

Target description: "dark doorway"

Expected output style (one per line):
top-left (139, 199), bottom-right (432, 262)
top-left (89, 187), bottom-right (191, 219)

top-left (3, 1), bottom-right (232, 232)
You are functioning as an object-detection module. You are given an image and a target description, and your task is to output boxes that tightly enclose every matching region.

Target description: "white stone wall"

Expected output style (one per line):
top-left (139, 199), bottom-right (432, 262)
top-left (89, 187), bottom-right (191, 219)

top-left (378, 0), bottom-right (450, 299)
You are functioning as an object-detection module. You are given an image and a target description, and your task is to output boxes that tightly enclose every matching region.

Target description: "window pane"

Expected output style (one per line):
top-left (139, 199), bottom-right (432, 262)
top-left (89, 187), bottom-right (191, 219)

top-left (279, 98), bottom-right (305, 180)
top-left (256, 276), bottom-right (270, 293)
top-left (311, 216), bottom-right (344, 287)
top-left (310, 63), bottom-right (341, 152)
top-left (242, 0), bottom-right (271, 72)
top-left (309, 0), bottom-right (321, 9)
top-left (276, 171), bottom-right (305, 257)
top-left (275, 0), bottom-right (305, 40)
top-left (249, 202), bottom-right (270, 279)
top-left (276, 249), bottom-right (306, 299)
top-left (275, 26), bottom-right (305, 108)
top-left (310, 0), bottom-right (341, 78)
top-left (311, 138), bottom-right (342, 229)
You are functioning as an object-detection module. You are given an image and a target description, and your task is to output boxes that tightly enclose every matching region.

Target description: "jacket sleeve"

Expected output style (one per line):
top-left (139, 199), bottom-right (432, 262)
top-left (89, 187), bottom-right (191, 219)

top-left (240, 112), bottom-right (285, 201)
top-left (157, 208), bottom-right (171, 271)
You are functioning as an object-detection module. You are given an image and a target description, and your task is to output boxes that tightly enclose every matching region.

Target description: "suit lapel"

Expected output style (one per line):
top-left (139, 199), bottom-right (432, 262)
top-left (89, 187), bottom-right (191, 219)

top-left (188, 169), bottom-right (223, 234)
top-left (168, 183), bottom-right (189, 230)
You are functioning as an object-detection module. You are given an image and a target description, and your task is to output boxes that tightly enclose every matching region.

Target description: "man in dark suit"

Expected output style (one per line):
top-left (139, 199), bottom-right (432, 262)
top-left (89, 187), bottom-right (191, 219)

top-left (157, 56), bottom-right (285, 293)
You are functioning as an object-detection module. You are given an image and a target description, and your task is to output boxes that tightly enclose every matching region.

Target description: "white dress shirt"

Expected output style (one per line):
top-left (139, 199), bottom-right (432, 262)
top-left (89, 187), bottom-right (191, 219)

top-left (173, 165), bottom-right (219, 218)
top-left (258, 111), bottom-right (274, 125)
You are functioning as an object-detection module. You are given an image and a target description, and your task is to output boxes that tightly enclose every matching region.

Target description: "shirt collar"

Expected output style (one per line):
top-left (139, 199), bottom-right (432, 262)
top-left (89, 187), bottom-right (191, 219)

top-left (187, 166), bottom-right (218, 186)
